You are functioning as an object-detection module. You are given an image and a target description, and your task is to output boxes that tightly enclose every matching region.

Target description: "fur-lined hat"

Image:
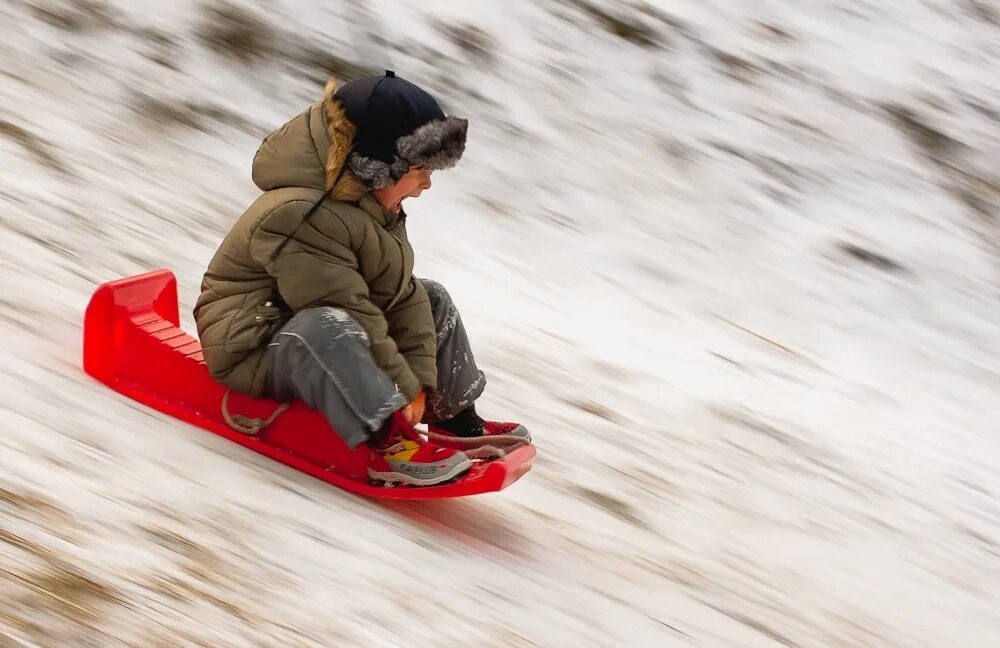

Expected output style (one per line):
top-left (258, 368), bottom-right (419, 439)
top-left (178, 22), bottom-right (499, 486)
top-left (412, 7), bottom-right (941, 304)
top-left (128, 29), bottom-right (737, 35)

top-left (324, 70), bottom-right (468, 191)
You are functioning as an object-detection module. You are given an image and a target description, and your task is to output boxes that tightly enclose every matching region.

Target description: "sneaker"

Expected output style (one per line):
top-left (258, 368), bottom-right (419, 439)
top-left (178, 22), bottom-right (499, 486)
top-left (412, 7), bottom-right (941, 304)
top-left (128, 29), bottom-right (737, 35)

top-left (426, 405), bottom-right (531, 451)
top-left (368, 413), bottom-right (472, 486)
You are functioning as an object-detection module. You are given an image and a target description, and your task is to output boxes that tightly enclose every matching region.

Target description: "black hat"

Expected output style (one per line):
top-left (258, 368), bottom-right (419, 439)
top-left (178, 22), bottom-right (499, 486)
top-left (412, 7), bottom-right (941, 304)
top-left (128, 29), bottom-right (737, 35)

top-left (334, 70), bottom-right (468, 189)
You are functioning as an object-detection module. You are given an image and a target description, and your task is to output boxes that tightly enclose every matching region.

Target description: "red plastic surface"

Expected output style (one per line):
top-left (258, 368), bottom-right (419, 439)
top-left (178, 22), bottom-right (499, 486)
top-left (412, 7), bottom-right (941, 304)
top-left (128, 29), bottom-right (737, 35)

top-left (82, 270), bottom-right (534, 499)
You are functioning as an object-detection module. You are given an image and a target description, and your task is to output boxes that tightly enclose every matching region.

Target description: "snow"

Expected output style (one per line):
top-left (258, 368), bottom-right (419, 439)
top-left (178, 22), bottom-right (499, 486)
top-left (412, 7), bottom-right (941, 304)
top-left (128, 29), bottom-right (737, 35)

top-left (2, 0), bottom-right (999, 646)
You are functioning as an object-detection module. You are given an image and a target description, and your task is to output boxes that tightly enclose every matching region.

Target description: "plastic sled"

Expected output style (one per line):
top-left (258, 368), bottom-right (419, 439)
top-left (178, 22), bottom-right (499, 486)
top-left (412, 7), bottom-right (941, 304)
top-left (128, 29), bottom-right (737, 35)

top-left (82, 270), bottom-right (534, 499)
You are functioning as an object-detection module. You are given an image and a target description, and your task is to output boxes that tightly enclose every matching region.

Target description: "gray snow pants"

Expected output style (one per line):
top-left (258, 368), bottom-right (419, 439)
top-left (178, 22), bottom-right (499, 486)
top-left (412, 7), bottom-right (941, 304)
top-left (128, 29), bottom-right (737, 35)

top-left (262, 279), bottom-right (487, 449)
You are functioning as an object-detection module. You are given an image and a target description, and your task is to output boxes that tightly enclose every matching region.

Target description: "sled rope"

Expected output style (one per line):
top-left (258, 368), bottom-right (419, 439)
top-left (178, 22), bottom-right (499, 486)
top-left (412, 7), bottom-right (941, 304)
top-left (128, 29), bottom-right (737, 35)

top-left (222, 389), bottom-right (290, 436)
top-left (463, 444), bottom-right (507, 460)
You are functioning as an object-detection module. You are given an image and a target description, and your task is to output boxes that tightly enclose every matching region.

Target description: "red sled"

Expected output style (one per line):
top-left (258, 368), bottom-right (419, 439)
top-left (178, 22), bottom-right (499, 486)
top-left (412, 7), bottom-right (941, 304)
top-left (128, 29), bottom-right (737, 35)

top-left (82, 270), bottom-right (534, 499)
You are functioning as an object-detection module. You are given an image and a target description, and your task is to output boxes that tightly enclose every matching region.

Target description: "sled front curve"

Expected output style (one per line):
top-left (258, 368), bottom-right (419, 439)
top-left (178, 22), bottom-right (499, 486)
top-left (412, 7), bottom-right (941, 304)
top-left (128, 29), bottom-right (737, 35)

top-left (82, 270), bottom-right (534, 499)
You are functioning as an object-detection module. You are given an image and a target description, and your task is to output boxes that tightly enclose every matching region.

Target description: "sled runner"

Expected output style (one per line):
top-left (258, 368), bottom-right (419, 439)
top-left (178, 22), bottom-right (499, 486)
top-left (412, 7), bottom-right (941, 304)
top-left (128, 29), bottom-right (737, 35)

top-left (82, 270), bottom-right (534, 499)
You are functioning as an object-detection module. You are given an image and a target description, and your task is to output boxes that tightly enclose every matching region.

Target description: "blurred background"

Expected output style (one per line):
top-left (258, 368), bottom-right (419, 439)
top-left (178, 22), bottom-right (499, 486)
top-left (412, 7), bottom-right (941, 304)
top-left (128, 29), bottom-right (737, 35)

top-left (1, 0), bottom-right (999, 646)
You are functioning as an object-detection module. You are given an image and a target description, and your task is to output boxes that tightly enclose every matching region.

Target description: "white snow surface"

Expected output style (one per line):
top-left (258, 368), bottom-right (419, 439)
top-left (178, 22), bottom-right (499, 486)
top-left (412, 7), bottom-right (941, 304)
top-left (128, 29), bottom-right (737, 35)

top-left (2, 0), bottom-right (1000, 646)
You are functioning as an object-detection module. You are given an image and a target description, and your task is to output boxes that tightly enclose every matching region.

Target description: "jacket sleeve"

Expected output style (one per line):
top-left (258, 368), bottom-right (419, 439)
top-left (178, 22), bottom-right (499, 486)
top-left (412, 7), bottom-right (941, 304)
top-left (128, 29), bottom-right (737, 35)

top-left (385, 277), bottom-right (437, 391)
top-left (248, 201), bottom-right (423, 400)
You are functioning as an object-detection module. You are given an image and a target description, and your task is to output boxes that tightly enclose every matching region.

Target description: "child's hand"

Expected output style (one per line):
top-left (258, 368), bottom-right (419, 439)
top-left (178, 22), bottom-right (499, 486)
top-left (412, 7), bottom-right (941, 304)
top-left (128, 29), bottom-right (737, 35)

top-left (402, 391), bottom-right (426, 426)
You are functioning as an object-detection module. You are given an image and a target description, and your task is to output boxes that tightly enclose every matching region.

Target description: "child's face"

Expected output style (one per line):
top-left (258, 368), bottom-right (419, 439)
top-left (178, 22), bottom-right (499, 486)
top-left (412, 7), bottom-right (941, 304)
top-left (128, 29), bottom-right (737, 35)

top-left (373, 166), bottom-right (432, 214)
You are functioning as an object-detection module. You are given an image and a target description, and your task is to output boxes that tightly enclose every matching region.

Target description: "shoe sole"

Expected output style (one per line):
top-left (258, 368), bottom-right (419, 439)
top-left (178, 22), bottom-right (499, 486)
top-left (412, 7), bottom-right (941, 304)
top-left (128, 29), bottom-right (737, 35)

top-left (508, 425), bottom-right (531, 443)
top-left (367, 456), bottom-right (474, 487)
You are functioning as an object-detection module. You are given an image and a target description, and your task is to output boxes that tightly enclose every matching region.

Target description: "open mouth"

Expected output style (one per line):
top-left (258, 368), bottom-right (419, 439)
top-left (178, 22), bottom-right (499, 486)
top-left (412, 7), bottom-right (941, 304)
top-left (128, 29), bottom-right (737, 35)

top-left (391, 190), bottom-right (424, 214)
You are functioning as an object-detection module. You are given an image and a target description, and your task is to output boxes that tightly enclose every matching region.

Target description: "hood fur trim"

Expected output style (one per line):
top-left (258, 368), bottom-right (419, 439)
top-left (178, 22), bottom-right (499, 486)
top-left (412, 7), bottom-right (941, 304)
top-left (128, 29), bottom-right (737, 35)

top-left (321, 79), bottom-right (367, 201)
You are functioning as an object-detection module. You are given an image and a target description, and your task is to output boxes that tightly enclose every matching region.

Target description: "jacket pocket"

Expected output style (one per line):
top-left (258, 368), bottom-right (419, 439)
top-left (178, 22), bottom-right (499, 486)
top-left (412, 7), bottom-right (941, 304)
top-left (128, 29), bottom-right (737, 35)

top-left (223, 301), bottom-right (285, 354)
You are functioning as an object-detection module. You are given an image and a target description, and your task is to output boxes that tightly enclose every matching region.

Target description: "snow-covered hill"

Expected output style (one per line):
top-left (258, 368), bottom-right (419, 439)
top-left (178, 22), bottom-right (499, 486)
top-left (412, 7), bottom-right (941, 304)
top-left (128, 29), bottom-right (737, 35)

top-left (2, 0), bottom-right (999, 646)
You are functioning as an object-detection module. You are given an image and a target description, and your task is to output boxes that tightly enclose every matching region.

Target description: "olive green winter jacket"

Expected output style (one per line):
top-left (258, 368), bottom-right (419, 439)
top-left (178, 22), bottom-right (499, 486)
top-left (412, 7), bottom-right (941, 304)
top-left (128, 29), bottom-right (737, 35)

top-left (193, 87), bottom-right (436, 400)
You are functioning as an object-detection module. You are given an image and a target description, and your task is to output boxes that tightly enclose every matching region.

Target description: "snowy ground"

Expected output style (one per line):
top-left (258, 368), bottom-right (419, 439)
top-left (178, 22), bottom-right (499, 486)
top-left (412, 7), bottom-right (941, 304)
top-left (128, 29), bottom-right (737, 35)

top-left (2, 0), bottom-right (999, 646)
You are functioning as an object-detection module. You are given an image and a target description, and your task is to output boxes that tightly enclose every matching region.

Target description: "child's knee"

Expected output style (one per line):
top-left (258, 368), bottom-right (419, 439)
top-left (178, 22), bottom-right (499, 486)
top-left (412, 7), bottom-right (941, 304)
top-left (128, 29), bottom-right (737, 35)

top-left (287, 306), bottom-right (370, 345)
top-left (419, 279), bottom-right (452, 310)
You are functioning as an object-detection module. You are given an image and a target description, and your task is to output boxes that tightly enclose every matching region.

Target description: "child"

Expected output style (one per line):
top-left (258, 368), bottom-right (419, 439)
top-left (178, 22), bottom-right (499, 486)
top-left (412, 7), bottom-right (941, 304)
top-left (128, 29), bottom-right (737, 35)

top-left (194, 71), bottom-right (529, 486)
